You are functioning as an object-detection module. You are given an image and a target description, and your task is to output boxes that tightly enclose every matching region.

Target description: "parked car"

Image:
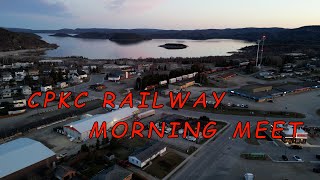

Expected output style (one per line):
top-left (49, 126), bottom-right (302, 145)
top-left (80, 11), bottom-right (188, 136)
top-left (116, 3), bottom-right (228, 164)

top-left (244, 173), bottom-right (254, 180)
top-left (293, 155), bottom-right (302, 162)
top-left (313, 168), bottom-right (320, 173)
top-left (290, 145), bottom-right (303, 149)
top-left (282, 155), bottom-right (288, 161)
top-left (185, 136), bottom-right (196, 142)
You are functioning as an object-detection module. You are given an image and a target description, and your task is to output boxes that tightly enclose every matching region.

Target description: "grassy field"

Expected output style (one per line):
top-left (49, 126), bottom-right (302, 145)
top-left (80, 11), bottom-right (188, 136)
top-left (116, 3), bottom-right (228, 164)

top-left (145, 151), bottom-right (185, 179)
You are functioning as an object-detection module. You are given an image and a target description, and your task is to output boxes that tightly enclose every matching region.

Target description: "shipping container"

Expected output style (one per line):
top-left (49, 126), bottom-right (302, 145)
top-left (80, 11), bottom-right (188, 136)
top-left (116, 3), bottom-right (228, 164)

top-left (159, 80), bottom-right (168, 85)
top-left (188, 74), bottom-right (194, 78)
top-left (169, 78), bottom-right (177, 84)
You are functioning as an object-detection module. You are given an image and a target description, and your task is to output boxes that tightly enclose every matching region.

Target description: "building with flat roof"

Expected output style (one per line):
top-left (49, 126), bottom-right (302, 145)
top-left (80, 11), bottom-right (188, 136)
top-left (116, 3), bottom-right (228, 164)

top-left (277, 124), bottom-right (308, 144)
top-left (0, 138), bottom-right (56, 179)
top-left (230, 82), bottom-right (320, 102)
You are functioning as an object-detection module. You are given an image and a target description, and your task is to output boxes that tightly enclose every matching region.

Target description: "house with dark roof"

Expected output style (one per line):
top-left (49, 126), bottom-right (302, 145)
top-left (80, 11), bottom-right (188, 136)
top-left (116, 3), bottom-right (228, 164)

top-left (128, 142), bottom-right (166, 168)
top-left (91, 165), bottom-right (132, 180)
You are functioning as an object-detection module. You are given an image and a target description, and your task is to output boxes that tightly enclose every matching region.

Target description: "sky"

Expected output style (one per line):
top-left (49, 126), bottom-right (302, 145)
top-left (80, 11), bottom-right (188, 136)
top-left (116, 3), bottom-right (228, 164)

top-left (0, 0), bottom-right (319, 30)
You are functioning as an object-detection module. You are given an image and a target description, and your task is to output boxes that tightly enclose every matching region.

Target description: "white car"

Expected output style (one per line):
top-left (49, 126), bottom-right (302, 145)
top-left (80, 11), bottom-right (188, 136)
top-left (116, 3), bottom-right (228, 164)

top-left (293, 155), bottom-right (303, 162)
top-left (185, 136), bottom-right (196, 142)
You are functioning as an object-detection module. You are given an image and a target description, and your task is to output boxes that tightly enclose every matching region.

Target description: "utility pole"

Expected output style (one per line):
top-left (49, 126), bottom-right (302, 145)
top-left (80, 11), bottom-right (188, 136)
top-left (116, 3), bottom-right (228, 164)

top-left (256, 40), bottom-right (261, 67)
top-left (259, 35), bottom-right (266, 68)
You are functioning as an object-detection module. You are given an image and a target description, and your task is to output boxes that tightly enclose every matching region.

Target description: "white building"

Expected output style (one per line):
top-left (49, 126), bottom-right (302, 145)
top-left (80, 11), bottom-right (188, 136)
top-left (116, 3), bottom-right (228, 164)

top-left (41, 85), bottom-right (53, 92)
top-left (0, 138), bottom-right (56, 179)
top-left (63, 107), bottom-right (140, 141)
top-left (1, 89), bottom-right (11, 98)
top-left (278, 124), bottom-right (308, 144)
top-left (128, 142), bottom-right (167, 168)
top-left (15, 70), bottom-right (27, 77)
top-left (2, 74), bottom-right (13, 82)
top-left (21, 86), bottom-right (32, 95)
top-left (78, 71), bottom-right (88, 79)
top-left (56, 82), bottom-right (68, 89)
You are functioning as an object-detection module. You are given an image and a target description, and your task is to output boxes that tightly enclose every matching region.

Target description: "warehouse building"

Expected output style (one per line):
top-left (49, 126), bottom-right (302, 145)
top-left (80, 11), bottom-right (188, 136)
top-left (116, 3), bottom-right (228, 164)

top-left (230, 82), bottom-right (319, 102)
top-left (229, 84), bottom-right (274, 102)
top-left (64, 107), bottom-right (140, 141)
top-left (128, 142), bottom-right (166, 168)
top-left (0, 138), bottom-right (56, 179)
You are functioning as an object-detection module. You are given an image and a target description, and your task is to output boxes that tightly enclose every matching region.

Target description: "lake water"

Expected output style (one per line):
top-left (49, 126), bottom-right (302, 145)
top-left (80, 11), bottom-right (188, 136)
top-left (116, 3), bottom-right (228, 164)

top-left (39, 33), bottom-right (254, 59)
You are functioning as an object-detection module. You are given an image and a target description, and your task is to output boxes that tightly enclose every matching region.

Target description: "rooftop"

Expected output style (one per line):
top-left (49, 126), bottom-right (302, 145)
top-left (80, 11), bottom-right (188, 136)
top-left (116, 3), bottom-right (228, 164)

top-left (64, 107), bottom-right (139, 133)
top-left (130, 142), bottom-right (166, 162)
top-left (92, 165), bottom-right (132, 180)
top-left (0, 138), bottom-right (56, 178)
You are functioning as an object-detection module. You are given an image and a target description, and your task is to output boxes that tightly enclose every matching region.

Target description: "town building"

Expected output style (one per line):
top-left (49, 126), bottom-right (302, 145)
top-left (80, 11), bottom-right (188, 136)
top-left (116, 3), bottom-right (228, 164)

top-left (54, 166), bottom-right (76, 180)
top-left (128, 142), bottom-right (166, 168)
top-left (278, 124), bottom-right (308, 144)
top-left (28, 69), bottom-right (40, 76)
top-left (2, 72), bottom-right (13, 82)
top-left (63, 107), bottom-right (140, 141)
top-left (41, 85), bottom-right (53, 92)
top-left (56, 82), bottom-right (68, 89)
top-left (229, 82), bottom-right (319, 102)
top-left (92, 165), bottom-right (133, 180)
top-left (21, 86), bottom-right (32, 95)
top-left (15, 70), bottom-right (27, 77)
top-left (39, 59), bottom-right (64, 65)
top-left (0, 138), bottom-right (56, 179)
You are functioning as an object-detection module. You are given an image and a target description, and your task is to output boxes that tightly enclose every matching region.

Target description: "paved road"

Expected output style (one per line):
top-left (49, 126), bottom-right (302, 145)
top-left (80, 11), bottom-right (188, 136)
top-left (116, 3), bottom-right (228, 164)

top-left (152, 102), bottom-right (319, 180)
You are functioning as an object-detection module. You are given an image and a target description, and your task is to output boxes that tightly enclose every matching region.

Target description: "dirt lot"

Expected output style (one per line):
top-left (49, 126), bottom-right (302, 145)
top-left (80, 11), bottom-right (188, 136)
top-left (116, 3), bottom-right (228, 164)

top-left (145, 150), bottom-right (185, 179)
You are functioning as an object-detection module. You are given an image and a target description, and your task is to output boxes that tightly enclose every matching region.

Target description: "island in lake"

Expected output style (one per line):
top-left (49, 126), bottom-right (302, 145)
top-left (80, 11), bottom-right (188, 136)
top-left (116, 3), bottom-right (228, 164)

top-left (159, 43), bottom-right (188, 49)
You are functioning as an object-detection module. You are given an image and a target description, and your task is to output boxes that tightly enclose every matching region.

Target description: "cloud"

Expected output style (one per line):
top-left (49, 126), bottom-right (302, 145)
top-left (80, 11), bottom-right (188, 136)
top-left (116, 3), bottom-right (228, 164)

top-left (0, 0), bottom-right (71, 17)
top-left (104, 0), bottom-right (165, 12)
top-left (107, 0), bottom-right (127, 10)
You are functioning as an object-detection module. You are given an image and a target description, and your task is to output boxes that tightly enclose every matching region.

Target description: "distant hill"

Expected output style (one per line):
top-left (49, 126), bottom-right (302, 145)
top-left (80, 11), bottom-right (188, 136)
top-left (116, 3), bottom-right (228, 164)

top-left (0, 28), bottom-right (58, 51)
top-left (4, 25), bottom-right (320, 44)
top-left (73, 32), bottom-right (109, 39)
top-left (109, 33), bottom-right (151, 44)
